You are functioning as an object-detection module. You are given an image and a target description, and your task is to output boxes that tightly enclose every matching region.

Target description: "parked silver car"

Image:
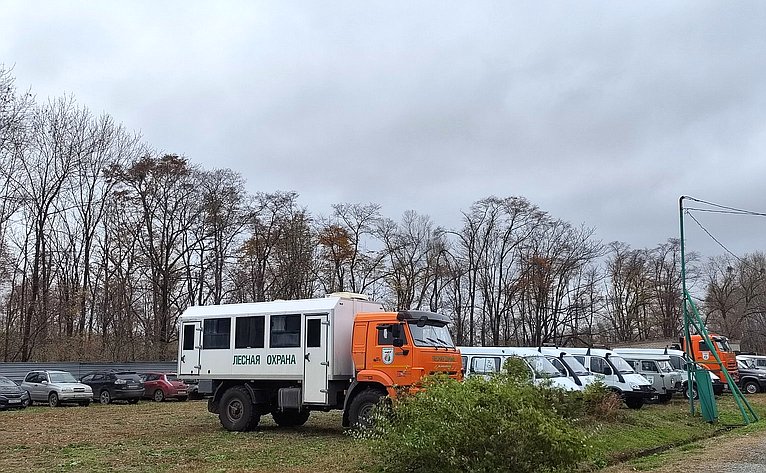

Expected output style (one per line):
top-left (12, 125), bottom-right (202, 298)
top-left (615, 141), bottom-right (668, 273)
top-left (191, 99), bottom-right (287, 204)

top-left (21, 370), bottom-right (93, 407)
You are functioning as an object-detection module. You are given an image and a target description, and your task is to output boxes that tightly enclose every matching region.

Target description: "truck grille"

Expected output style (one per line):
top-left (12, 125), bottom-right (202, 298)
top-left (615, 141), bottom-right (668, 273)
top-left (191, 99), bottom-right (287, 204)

top-left (74, 388), bottom-right (85, 392)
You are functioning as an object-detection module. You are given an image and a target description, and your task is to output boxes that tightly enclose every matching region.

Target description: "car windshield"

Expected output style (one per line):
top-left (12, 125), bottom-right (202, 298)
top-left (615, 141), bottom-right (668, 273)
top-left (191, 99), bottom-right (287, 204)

top-left (562, 356), bottom-right (590, 376)
top-left (49, 372), bottom-right (78, 383)
top-left (656, 360), bottom-right (673, 372)
top-left (526, 355), bottom-right (564, 378)
top-left (609, 356), bottom-right (635, 374)
top-left (408, 322), bottom-right (455, 348)
top-left (0, 377), bottom-right (16, 387)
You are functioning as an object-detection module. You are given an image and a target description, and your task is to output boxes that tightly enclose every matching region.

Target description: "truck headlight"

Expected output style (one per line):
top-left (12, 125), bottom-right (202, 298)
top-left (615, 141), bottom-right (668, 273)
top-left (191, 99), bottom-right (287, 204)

top-left (61, 387), bottom-right (73, 393)
top-left (630, 383), bottom-right (639, 390)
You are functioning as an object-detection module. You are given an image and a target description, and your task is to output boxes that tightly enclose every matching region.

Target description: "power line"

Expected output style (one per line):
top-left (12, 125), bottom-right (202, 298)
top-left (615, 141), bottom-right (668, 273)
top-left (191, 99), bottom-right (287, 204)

top-left (684, 196), bottom-right (766, 218)
top-left (684, 211), bottom-right (743, 263)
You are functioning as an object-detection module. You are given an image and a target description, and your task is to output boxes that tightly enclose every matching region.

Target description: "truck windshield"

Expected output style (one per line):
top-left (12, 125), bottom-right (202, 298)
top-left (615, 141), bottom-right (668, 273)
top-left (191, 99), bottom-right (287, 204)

top-left (608, 356), bottom-right (635, 374)
top-left (526, 356), bottom-right (564, 378)
top-left (562, 356), bottom-right (590, 376)
top-left (714, 339), bottom-right (732, 352)
top-left (408, 323), bottom-right (455, 348)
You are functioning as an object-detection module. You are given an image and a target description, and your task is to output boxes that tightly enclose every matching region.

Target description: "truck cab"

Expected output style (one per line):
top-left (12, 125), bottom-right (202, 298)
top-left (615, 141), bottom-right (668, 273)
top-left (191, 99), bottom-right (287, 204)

top-left (680, 333), bottom-right (738, 388)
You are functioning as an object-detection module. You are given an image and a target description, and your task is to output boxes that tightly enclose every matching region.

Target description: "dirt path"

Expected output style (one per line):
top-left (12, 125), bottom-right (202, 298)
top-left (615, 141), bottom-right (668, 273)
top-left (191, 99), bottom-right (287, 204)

top-left (604, 426), bottom-right (766, 472)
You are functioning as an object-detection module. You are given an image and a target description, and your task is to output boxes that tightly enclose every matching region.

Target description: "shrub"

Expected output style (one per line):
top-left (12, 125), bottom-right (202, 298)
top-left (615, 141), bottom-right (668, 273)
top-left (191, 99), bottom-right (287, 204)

top-left (582, 381), bottom-right (621, 421)
top-left (355, 373), bottom-right (588, 473)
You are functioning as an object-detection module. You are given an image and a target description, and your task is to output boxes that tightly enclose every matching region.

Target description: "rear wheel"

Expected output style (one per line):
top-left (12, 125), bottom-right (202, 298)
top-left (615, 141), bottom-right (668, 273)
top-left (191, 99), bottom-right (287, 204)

top-left (99, 390), bottom-right (112, 404)
top-left (272, 409), bottom-right (310, 427)
top-left (348, 388), bottom-right (386, 428)
top-left (218, 386), bottom-right (260, 432)
top-left (153, 389), bottom-right (165, 402)
top-left (744, 381), bottom-right (760, 395)
top-left (625, 397), bottom-right (644, 409)
top-left (48, 392), bottom-right (60, 407)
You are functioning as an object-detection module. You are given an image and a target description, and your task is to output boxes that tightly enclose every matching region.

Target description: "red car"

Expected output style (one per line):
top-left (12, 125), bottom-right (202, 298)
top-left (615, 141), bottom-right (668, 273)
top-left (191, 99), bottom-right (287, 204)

top-left (139, 372), bottom-right (188, 402)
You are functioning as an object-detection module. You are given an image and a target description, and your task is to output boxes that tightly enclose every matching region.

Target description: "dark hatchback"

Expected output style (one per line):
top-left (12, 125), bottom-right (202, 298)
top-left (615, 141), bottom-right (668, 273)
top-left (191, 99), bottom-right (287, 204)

top-left (0, 375), bottom-right (30, 410)
top-left (80, 370), bottom-right (144, 404)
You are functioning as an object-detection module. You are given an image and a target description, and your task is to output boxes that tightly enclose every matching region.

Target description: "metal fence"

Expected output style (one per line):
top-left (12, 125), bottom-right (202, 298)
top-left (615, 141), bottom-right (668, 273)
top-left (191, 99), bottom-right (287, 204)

top-left (0, 361), bottom-right (178, 383)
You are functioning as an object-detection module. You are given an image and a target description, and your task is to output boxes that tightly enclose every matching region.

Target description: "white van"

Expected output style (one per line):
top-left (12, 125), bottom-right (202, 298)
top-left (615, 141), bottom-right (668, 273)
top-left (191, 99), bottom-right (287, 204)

top-left (613, 352), bottom-right (681, 402)
top-left (615, 347), bottom-right (724, 397)
top-left (459, 346), bottom-right (581, 391)
top-left (563, 347), bottom-right (653, 409)
top-left (536, 347), bottom-right (599, 389)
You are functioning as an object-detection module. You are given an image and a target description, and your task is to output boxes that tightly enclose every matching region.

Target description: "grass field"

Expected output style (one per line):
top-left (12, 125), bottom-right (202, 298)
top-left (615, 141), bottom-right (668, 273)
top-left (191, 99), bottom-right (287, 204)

top-left (2, 395), bottom-right (766, 472)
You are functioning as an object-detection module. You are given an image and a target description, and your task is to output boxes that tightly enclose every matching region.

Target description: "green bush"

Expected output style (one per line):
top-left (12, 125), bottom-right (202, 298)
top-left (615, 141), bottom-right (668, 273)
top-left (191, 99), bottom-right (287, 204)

top-left (355, 373), bottom-right (588, 473)
top-left (582, 381), bottom-right (622, 420)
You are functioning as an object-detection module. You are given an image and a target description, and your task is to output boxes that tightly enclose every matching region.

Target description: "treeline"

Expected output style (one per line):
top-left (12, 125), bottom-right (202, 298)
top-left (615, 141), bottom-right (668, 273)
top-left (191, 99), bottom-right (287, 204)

top-left (0, 67), bottom-right (763, 361)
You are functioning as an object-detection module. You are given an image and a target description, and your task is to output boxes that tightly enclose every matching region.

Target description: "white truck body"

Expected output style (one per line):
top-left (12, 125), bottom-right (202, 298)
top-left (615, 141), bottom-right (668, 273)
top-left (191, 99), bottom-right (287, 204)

top-left (177, 294), bottom-right (384, 405)
top-left (459, 346), bottom-right (582, 391)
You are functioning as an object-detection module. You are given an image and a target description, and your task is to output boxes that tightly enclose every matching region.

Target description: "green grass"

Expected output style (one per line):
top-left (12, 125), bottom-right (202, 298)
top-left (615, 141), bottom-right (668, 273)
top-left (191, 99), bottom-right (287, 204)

top-left (2, 394), bottom-right (766, 472)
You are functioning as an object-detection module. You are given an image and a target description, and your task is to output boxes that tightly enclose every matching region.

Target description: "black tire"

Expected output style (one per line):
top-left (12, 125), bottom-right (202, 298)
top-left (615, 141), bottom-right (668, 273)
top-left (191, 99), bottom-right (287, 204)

top-left (153, 389), bottom-right (165, 402)
top-left (218, 386), bottom-right (260, 432)
top-left (744, 381), bottom-right (760, 395)
top-left (625, 397), bottom-right (644, 409)
top-left (272, 409), bottom-right (311, 427)
top-left (79, 400), bottom-right (90, 407)
top-left (348, 388), bottom-right (385, 428)
top-left (682, 383), bottom-right (700, 400)
top-left (48, 392), bottom-right (60, 408)
top-left (99, 390), bottom-right (112, 404)
top-left (128, 398), bottom-right (139, 404)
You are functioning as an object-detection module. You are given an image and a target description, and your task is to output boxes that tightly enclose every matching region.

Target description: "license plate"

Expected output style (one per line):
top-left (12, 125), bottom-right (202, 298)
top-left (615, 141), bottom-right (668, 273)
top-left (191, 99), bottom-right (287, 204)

top-left (9, 399), bottom-right (20, 404)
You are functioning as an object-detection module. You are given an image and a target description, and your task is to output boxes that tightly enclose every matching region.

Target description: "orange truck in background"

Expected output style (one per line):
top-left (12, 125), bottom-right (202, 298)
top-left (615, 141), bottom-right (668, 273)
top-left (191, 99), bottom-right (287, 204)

top-left (178, 293), bottom-right (462, 431)
top-left (681, 333), bottom-right (739, 387)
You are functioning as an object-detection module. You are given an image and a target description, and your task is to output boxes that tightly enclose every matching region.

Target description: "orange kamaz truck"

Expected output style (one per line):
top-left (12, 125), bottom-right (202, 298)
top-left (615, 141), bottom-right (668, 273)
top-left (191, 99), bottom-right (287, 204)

top-left (681, 333), bottom-right (739, 388)
top-left (177, 293), bottom-right (462, 431)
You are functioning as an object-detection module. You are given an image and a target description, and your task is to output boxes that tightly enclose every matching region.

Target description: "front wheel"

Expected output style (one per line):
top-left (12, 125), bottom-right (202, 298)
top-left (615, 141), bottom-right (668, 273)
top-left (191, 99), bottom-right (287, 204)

top-left (348, 389), bottom-right (385, 428)
top-left (272, 409), bottom-right (310, 427)
top-left (48, 392), bottom-right (60, 408)
top-left (625, 397), bottom-right (645, 409)
top-left (218, 386), bottom-right (260, 432)
top-left (744, 381), bottom-right (760, 395)
top-left (100, 390), bottom-right (112, 404)
top-left (153, 389), bottom-right (165, 402)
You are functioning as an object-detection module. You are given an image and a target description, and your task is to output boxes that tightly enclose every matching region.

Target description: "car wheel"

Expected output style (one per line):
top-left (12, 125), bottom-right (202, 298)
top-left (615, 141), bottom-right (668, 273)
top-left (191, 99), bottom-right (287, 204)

top-left (100, 390), bottom-right (112, 404)
top-left (744, 381), bottom-right (760, 395)
top-left (153, 389), bottom-right (165, 402)
top-left (48, 392), bottom-right (60, 408)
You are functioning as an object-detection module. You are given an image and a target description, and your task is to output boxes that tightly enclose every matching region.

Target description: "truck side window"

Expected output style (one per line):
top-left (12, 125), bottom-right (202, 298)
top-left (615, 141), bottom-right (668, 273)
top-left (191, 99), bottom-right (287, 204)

top-left (461, 356), bottom-right (467, 372)
top-left (182, 324), bottom-right (196, 351)
top-left (203, 318), bottom-right (231, 349)
top-left (270, 314), bottom-right (301, 348)
top-left (235, 316), bottom-right (265, 349)
top-left (549, 357), bottom-right (568, 376)
top-left (591, 357), bottom-right (611, 375)
top-left (306, 319), bottom-right (321, 348)
top-left (471, 357), bottom-right (501, 374)
top-left (641, 361), bottom-right (658, 372)
top-left (377, 325), bottom-right (393, 345)
top-left (698, 341), bottom-right (711, 352)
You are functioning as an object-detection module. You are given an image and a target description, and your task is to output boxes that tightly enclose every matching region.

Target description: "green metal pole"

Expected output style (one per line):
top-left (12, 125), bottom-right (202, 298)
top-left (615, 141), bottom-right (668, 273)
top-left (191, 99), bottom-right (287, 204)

top-left (680, 196), bottom-right (695, 415)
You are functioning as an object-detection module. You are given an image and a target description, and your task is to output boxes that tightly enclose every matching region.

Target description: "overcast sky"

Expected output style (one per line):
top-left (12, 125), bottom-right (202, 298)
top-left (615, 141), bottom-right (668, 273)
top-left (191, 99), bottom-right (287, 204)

top-left (2, 1), bottom-right (766, 258)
